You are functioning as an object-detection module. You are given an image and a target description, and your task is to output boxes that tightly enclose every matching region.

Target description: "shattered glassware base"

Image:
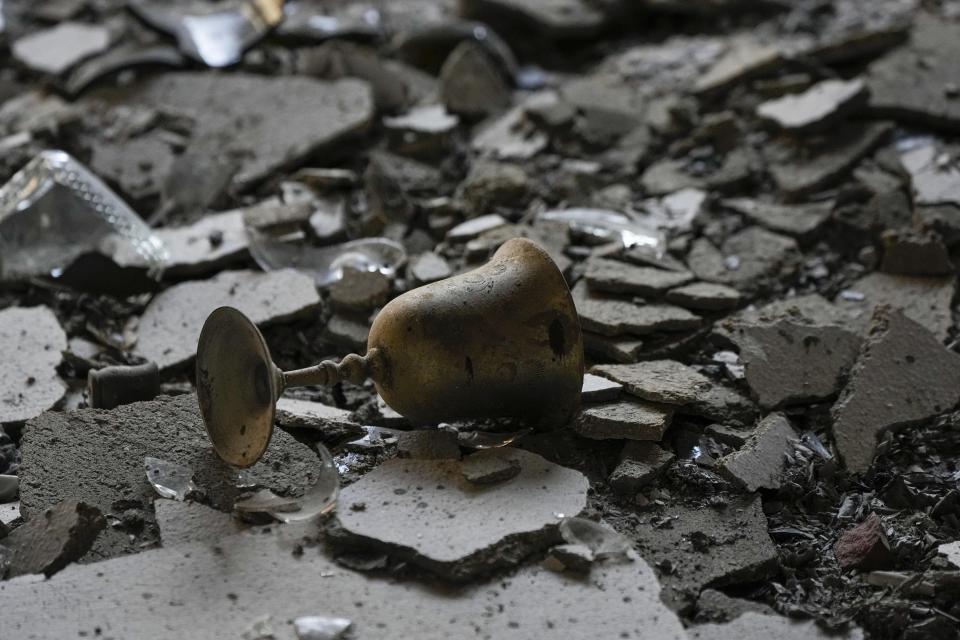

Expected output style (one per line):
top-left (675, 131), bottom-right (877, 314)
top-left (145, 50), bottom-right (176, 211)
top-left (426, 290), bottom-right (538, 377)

top-left (234, 444), bottom-right (339, 523)
top-left (0, 150), bottom-right (167, 282)
top-left (145, 456), bottom-right (197, 501)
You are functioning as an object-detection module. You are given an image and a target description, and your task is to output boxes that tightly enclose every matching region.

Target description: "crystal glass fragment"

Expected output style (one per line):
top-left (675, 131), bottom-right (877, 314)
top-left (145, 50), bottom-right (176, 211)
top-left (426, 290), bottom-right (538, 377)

top-left (558, 517), bottom-right (634, 561)
top-left (293, 616), bottom-right (352, 640)
top-left (456, 427), bottom-right (532, 449)
top-left (233, 445), bottom-right (339, 523)
top-left (0, 150), bottom-right (167, 282)
top-left (144, 456), bottom-right (197, 501)
top-left (537, 208), bottom-right (666, 254)
top-left (279, 0), bottom-right (382, 41)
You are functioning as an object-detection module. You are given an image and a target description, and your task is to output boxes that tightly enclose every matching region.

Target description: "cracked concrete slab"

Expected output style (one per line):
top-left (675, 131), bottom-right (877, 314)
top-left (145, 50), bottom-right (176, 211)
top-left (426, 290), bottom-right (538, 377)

top-left (573, 281), bottom-right (701, 337)
top-left (2, 500), bottom-right (105, 578)
top-left (275, 398), bottom-right (364, 444)
top-left (665, 282), bottom-right (742, 311)
top-left (574, 399), bottom-right (673, 441)
top-left (330, 448), bottom-right (588, 580)
top-left (608, 442), bottom-right (675, 495)
top-left (154, 499), bottom-right (244, 548)
top-left (835, 272), bottom-right (956, 341)
top-left (132, 269), bottom-right (321, 370)
top-left (0, 306), bottom-right (67, 424)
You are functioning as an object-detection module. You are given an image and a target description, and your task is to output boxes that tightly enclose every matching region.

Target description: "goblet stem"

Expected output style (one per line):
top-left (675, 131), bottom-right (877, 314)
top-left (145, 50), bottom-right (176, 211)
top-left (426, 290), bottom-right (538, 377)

top-left (280, 348), bottom-right (379, 389)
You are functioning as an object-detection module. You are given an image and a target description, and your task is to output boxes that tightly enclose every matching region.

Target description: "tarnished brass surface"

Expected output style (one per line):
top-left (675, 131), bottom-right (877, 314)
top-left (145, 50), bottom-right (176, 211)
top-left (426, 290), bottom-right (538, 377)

top-left (368, 237), bottom-right (584, 425)
top-left (195, 237), bottom-right (584, 467)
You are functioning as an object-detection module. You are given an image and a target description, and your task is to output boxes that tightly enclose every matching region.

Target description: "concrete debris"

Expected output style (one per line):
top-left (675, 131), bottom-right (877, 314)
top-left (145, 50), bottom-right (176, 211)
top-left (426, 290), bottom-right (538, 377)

top-left (694, 37), bottom-right (782, 96)
top-left (461, 448), bottom-right (522, 485)
top-left (544, 543), bottom-right (594, 573)
top-left (694, 589), bottom-right (776, 624)
top-left (458, 161), bottom-right (530, 211)
top-left (0, 501), bottom-right (20, 526)
top-left (756, 78), bottom-right (867, 132)
top-left (633, 495), bottom-right (778, 611)
top-left (132, 269), bottom-right (321, 370)
top-left (717, 413), bottom-right (796, 491)
top-left (462, 0), bottom-right (608, 40)
top-left (608, 442), bottom-right (675, 495)
top-left (154, 499), bottom-right (242, 547)
top-left (690, 612), bottom-right (864, 640)
top-left (2, 500), bottom-right (105, 578)
top-left (395, 430), bottom-right (461, 460)
top-left (582, 332), bottom-right (645, 364)
top-left (593, 360), bottom-right (756, 424)
top-left (585, 257), bottom-right (694, 297)
top-left (439, 41), bottom-right (512, 119)
top-left (275, 398), bottom-right (364, 444)
top-left (0, 306), bottom-right (67, 424)
top-left (665, 282), bottom-right (742, 311)
top-left (720, 198), bottom-right (833, 238)
top-left (730, 320), bottom-right (862, 409)
top-left (151, 210), bottom-right (248, 277)
top-left (880, 227), bottom-right (953, 276)
top-left (407, 252), bottom-right (453, 286)
top-left (331, 448), bottom-right (588, 580)
top-left (573, 281), bottom-right (702, 337)
top-left (939, 541), bottom-right (960, 569)
top-left (472, 93), bottom-right (551, 160)
top-left (900, 142), bottom-right (960, 207)
top-left (574, 399), bottom-right (673, 441)
top-left (581, 373), bottom-right (622, 403)
top-left (835, 271), bottom-right (955, 341)
top-left (19, 394), bottom-right (320, 561)
top-left (328, 268), bottom-right (392, 310)
top-left (687, 227), bottom-right (800, 293)
top-left (12, 22), bottom-right (110, 75)
top-left (832, 309), bottom-right (960, 474)
top-left (834, 513), bottom-right (893, 571)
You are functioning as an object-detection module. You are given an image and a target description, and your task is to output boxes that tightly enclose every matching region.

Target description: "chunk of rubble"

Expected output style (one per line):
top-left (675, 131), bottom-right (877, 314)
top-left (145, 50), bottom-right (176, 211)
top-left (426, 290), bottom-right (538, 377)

top-left (132, 269), bottom-right (320, 370)
top-left (154, 499), bottom-right (243, 547)
top-left (582, 373), bottom-right (622, 403)
top-left (446, 214), bottom-right (508, 242)
top-left (687, 227), bottom-right (800, 293)
top-left (0, 306), bottom-right (67, 424)
top-left (328, 268), bottom-right (391, 310)
top-left (593, 360), bottom-right (755, 424)
top-left (461, 448), bottom-right (522, 485)
top-left (439, 41), bottom-right (511, 119)
top-left (880, 228), bottom-right (953, 276)
top-left (939, 541), bottom-right (960, 569)
top-left (12, 22), bottom-right (111, 75)
top-left (88, 74), bottom-right (374, 189)
top-left (2, 500), bottom-right (105, 578)
top-left (665, 282), bottom-right (742, 311)
top-left (730, 321), bottom-right (862, 409)
top-left (575, 400), bottom-right (673, 441)
top-left (472, 93), bottom-right (551, 160)
top-left (835, 271), bottom-right (955, 341)
top-left (275, 398), bottom-right (364, 444)
top-left (633, 495), bottom-right (778, 611)
top-left (834, 513), bottom-right (893, 570)
top-left (695, 589), bottom-right (775, 623)
top-left (458, 162), bottom-right (529, 210)
top-left (756, 78), bottom-right (867, 132)
top-left (900, 143), bottom-right (960, 208)
top-left (690, 612), bottom-right (864, 640)
top-left (19, 394), bottom-right (320, 560)
top-left (330, 448), bottom-right (588, 580)
top-left (461, 0), bottom-right (607, 40)
top-left (720, 198), bottom-right (833, 238)
top-left (640, 149), bottom-right (754, 196)
top-left (573, 281), bottom-right (702, 337)
top-left (608, 442), bottom-right (675, 495)
top-left (0, 522), bottom-right (687, 639)
top-left (585, 257), bottom-right (694, 297)
top-left (407, 252), bottom-right (452, 285)
top-left (867, 14), bottom-right (960, 130)
top-left (768, 122), bottom-right (892, 197)
top-left (717, 413), bottom-right (796, 491)
top-left (694, 37), bottom-right (782, 96)
top-left (396, 430), bottom-right (461, 460)
top-left (150, 210), bottom-right (248, 277)
top-left (583, 332), bottom-right (645, 364)
top-left (832, 309), bottom-right (960, 474)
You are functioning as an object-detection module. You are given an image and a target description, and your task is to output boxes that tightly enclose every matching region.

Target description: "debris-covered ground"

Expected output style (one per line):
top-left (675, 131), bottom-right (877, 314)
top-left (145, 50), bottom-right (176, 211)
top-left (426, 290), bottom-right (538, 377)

top-left (1, 0), bottom-right (960, 638)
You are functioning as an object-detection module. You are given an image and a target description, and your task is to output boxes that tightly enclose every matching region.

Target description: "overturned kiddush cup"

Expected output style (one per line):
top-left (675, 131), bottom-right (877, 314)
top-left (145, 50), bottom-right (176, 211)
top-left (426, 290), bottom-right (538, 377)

top-left (196, 238), bottom-right (584, 467)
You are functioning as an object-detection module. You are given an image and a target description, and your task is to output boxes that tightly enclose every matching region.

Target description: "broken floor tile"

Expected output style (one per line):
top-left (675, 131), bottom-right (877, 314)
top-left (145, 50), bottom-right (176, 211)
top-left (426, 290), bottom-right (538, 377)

top-left (585, 257), bottom-right (694, 297)
top-left (582, 373), bottom-right (622, 403)
top-left (573, 281), bottom-right (701, 337)
top-left (756, 78), bottom-right (867, 132)
top-left (330, 448), bottom-right (587, 580)
top-left (834, 513), bottom-right (893, 571)
top-left (407, 251), bottom-right (452, 286)
top-left (19, 394), bottom-right (320, 561)
top-left (665, 282), bottom-right (742, 311)
top-left (152, 210), bottom-right (248, 277)
top-left (462, 0), bottom-right (607, 40)
top-left (132, 269), bottom-right (320, 370)
top-left (575, 399), bottom-right (673, 441)
top-left (395, 430), bottom-right (461, 460)
top-left (0, 306), bottom-right (67, 424)
top-left (88, 73), bottom-right (374, 189)
top-left (439, 41), bottom-right (511, 119)
top-left (592, 360), bottom-right (756, 424)
top-left (687, 227), bottom-right (800, 294)
top-left (694, 37), bottom-right (782, 96)
top-left (867, 14), bottom-right (960, 131)
top-left (900, 142), bottom-right (960, 208)
top-left (832, 309), bottom-right (960, 474)
top-left (608, 441), bottom-right (675, 495)
top-left (730, 320), bottom-right (862, 409)
top-left (154, 499), bottom-right (243, 547)
top-left (461, 448), bottom-right (522, 485)
top-left (633, 495), bottom-right (778, 611)
top-left (275, 398), bottom-right (364, 444)
top-left (12, 22), bottom-right (111, 75)
top-left (690, 612), bottom-right (864, 639)
top-left (0, 521), bottom-right (687, 639)
top-left (835, 271), bottom-right (955, 341)
top-left (720, 197), bottom-right (833, 238)
top-left (717, 413), bottom-right (796, 492)
top-left (3, 500), bottom-right (105, 578)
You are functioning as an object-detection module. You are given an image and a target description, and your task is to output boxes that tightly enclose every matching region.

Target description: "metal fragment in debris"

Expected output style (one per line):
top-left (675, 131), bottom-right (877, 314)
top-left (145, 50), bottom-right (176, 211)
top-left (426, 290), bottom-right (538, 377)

top-left (144, 457), bottom-right (197, 501)
top-left (293, 616), bottom-right (352, 640)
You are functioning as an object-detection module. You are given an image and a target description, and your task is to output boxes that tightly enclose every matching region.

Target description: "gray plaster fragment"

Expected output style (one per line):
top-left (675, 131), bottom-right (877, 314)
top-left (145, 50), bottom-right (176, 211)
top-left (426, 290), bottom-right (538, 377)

top-left (900, 143), bottom-right (960, 207)
top-left (328, 268), bottom-right (391, 311)
top-left (331, 449), bottom-right (588, 580)
top-left (694, 37), bottom-right (782, 96)
top-left (573, 281), bottom-right (701, 337)
top-left (666, 282), bottom-right (742, 311)
top-left (832, 308), bottom-right (960, 474)
top-left (690, 612), bottom-right (864, 640)
top-left (3, 500), bottom-right (105, 578)
top-left (687, 227), bottom-right (800, 294)
top-left (585, 257), bottom-right (694, 297)
top-left (446, 214), bottom-right (509, 242)
top-left (132, 269), bottom-right (320, 370)
top-left (407, 252), bottom-right (452, 286)
top-left (12, 22), bottom-right (110, 75)
top-left (721, 198), bottom-right (833, 237)
top-left (718, 413), bottom-right (796, 491)
top-left (695, 588), bottom-right (776, 623)
top-left (396, 430), bottom-right (461, 460)
top-left (608, 442), bottom-right (675, 495)
top-left (439, 42), bottom-right (511, 119)
top-left (153, 210), bottom-right (248, 277)
top-left (756, 78), bottom-right (867, 132)
top-left (575, 400), bottom-right (673, 441)
top-left (0, 306), bottom-right (67, 424)
top-left (275, 398), bottom-right (364, 444)
top-left (581, 373), bottom-right (622, 403)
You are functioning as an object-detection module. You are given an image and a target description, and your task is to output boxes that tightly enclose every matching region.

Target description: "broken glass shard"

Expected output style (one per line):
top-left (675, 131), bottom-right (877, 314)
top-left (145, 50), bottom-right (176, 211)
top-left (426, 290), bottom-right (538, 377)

top-left (293, 616), bottom-right (352, 640)
top-left (144, 456), bottom-right (197, 501)
top-left (0, 150), bottom-right (168, 282)
top-left (234, 445), bottom-right (339, 523)
top-left (456, 427), bottom-right (532, 449)
top-left (537, 208), bottom-right (666, 255)
top-left (799, 431), bottom-right (832, 460)
top-left (246, 221), bottom-right (407, 287)
top-left (559, 517), bottom-right (634, 562)
top-left (128, 0), bottom-right (284, 68)
top-left (234, 488), bottom-right (301, 513)
top-left (279, 1), bottom-right (382, 41)
top-left (344, 427), bottom-right (400, 453)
